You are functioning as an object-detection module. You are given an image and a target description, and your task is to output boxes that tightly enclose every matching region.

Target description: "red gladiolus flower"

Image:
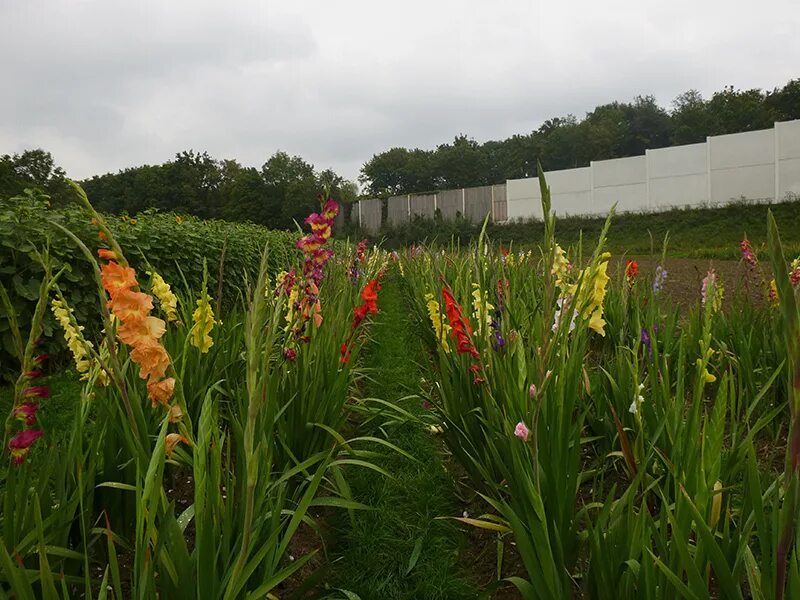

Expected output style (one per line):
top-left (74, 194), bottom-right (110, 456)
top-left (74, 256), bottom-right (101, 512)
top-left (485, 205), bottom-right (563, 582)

top-left (340, 343), bottom-right (351, 364)
top-left (283, 347), bottom-right (297, 361)
top-left (34, 354), bottom-right (49, 364)
top-left (24, 370), bottom-right (43, 380)
top-left (625, 260), bottom-right (639, 281)
top-left (9, 429), bottom-right (44, 464)
top-left (23, 386), bottom-right (50, 399)
top-left (442, 288), bottom-right (479, 359)
top-left (13, 402), bottom-right (39, 426)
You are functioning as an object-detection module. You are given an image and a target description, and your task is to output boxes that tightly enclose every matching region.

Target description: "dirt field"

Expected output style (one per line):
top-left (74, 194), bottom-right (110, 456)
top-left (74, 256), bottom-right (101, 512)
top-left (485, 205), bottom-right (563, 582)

top-left (614, 256), bottom-right (770, 309)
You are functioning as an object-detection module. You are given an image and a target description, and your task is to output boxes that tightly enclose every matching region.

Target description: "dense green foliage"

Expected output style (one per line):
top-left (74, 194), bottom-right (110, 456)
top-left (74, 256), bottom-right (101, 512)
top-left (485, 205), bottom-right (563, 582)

top-left (360, 79), bottom-right (800, 195)
top-left (0, 189), bottom-right (297, 380)
top-left (363, 199), bottom-right (800, 259)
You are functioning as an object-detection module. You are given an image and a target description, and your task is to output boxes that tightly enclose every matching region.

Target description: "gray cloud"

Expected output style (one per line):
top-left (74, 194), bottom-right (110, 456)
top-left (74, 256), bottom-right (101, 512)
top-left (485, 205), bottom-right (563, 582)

top-left (2, 0), bottom-right (798, 185)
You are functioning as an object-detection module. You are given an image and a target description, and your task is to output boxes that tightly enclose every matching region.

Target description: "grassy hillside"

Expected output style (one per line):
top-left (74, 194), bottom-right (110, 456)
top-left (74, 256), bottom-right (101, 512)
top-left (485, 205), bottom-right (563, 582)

top-left (367, 199), bottom-right (800, 258)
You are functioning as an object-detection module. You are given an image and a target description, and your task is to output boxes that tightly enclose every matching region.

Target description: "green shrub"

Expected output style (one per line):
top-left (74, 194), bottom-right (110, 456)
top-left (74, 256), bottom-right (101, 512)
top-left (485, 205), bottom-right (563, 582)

top-left (0, 188), bottom-right (298, 380)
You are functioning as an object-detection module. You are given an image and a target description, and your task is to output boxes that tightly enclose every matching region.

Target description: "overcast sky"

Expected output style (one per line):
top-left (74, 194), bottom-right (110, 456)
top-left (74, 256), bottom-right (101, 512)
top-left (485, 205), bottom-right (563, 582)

top-left (2, 0), bottom-right (798, 185)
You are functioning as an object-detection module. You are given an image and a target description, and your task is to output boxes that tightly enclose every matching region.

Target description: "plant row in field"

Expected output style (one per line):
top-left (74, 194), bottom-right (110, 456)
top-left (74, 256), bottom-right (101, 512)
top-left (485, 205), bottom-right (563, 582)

top-left (399, 173), bottom-right (800, 599)
top-left (0, 185), bottom-right (394, 598)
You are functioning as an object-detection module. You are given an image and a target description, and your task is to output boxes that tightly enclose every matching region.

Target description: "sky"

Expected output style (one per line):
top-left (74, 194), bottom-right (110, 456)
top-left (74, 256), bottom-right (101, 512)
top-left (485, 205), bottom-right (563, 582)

top-left (2, 0), bottom-right (798, 185)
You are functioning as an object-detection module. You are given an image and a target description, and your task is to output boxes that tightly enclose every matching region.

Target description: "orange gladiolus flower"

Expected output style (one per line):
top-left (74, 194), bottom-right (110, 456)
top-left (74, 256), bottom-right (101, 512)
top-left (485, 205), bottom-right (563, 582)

top-left (147, 377), bottom-right (175, 407)
top-left (131, 341), bottom-right (170, 381)
top-left (101, 262), bottom-right (138, 295)
top-left (117, 316), bottom-right (166, 347)
top-left (108, 290), bottom-right (154, 322)
top-left (98, 249), bottom-right (116, 260)
top-left (165, 433), bottom-right (188, 458)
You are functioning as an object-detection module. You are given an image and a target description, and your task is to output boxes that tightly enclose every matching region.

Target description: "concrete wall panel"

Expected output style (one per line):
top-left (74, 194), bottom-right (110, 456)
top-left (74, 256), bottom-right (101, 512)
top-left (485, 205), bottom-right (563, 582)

top-left (491, 184), bottom-right (507, 222)
top-left (593, 156), bottom-right (646, 187)
top-left (437, 189), bottom-right (462, 220)
top-left (387, 195), bottom-right (408, 227)
top-left (464, 185), bottom-right (493, 223)
top-left (710, 164), bottom-right (775, 204)
top-left (410, 193), bottom-right (436, 219)
top-left (359, 199), bottom-right (382, 234)
top-left (506, 177), bottom-right (542, 220)
top-left (710, 129), bottom-right (774, 170)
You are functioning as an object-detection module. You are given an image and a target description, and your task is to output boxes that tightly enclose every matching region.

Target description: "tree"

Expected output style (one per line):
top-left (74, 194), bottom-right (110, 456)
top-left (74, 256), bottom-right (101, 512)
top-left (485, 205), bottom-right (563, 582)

top-left (0, 149), bottom-right (75, 205)
top-left (766, 79), bottom-right (800, 122)
top-left (671, 90), bottom-right (713, 145)
top-left (706, 86), bottom-right (773, 135)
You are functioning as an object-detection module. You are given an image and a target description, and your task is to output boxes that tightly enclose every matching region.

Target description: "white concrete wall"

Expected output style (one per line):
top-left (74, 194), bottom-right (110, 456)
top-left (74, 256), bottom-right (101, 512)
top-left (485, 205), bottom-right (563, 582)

top-left (709, 129), bottom-right (775, 204)
top-left (777, 119), bottom-right (800, 199)
top-left (504, 119), bottom-right (799, 219)
top-left (506, 177), bottom-right (542, 220)
top-left (647, 143), bottom-right (708, 208)
top-left (592, 156), bottom-right (647, 213)
top-left (546, 167), bottom-right (592, 215)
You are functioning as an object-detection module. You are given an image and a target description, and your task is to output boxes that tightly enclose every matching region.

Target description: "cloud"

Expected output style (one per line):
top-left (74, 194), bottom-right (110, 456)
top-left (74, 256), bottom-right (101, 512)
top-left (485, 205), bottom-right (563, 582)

top-left (2, 0), bottom-right (798, 184)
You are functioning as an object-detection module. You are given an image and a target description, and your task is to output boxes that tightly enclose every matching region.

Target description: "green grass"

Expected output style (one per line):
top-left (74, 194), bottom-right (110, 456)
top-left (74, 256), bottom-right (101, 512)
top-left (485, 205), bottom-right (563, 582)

top-left (370, 199), bottom-right (800, 259)
top-left (325, 272), bottom-right (479, 600)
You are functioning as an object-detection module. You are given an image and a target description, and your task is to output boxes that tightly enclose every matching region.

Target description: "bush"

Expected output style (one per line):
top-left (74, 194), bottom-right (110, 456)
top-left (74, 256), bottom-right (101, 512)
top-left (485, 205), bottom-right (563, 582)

top-left (0, 188), bottom-right (298, 380)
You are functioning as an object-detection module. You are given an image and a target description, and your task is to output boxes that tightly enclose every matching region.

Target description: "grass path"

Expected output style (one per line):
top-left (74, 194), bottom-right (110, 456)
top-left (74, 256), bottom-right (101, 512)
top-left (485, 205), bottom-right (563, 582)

top-left (326, 271), bottom-right (479, 599)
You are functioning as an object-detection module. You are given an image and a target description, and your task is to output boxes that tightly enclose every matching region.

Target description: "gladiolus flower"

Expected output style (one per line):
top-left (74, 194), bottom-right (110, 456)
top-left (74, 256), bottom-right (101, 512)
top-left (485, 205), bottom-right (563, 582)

top-left (147, 377), bottom-right (175, 408)
top-left (13, 402), bottom-right (39, 426)
top-left (23, 386), bottom-right (50, 399)
top-left (149, 271), bottom-right (179, 322)
top-left (131, 341), bottom-right (170, 381)
top-left (108, 290), bottom-right (153, 322)
top-left (442, 287), bottom-right (479, 359)
top-left (653, 265), bottom-right (668, 294)
top-left (190, 291), bottom-right (215, 353)
top-left (514, 422), bottom-right (530, 442)
top-left (625, 259), bottom-right (639, 281)
top-left (98, 248), bottom-right (116, 261)
top-left (168, 404), bottom-right (184, 423)
top-left (740, 239), bottom-right (758, 268)
top-left (34, 354), bottom-right (49, 364)
top-left (24, 370), bottom-right (43, 380)
top-left (9, 429), bottom-right (44, 464)
top-left (165, 433), bottom-right (188, 459)
top-left (283, 347), bottom-right (297, 361)
top-left (529, 384), bottom-right (537, 398)
top-left (117, 316), bottom-right (166, 348)
top-left (100, 262), bottom-right (138, 295)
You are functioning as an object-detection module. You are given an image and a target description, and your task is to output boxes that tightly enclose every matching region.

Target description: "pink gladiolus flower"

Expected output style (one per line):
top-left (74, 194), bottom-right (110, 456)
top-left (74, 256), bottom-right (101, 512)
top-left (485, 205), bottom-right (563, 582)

top-left (529, 384), bottom-right (537, 398)
top-left (9, 429), bottom-right (44, 464)
top-left (23, 386), bottom-right (50, 399)
top-left (514, 421), bottom-right (530, 442)
top-left (13, 403), bottom-right (39, 426)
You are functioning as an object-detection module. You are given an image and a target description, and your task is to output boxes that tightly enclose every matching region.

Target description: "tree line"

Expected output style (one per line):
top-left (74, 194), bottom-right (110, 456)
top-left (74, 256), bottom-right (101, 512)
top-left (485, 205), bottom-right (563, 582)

top-left (2, 79), bottom-right (798, 226)
top-left (0, 149), bottom-right (358, 230)
top-left (360, 80), bottom-right (800, 196)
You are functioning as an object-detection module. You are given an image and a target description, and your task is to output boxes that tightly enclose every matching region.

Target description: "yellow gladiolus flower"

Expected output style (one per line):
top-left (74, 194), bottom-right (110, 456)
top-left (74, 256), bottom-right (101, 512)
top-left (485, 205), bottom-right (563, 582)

top-left (51, 298), bottom-right (94, 379)
top-left (424, 292), bottom-right (451, 352)
top-left (148, 271), bottom-right (179, 322)
top-left (190, 291), bottom-right (215, 353)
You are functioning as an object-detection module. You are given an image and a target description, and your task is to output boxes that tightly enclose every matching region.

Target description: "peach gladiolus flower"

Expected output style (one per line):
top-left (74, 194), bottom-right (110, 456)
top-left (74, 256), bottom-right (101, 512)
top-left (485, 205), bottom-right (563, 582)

top-left (117, 316), bottom-right (166, 347)
top-left (131, 342), bottom-right (170, 381)
top-left (165, 433), bottom-right (188, 458)
top-left (100, 262), bottom-right (137, 294)
top-left (108, 290), bottom-right (153, 322)
top-left (147, 377), bottom-right (175, 408)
